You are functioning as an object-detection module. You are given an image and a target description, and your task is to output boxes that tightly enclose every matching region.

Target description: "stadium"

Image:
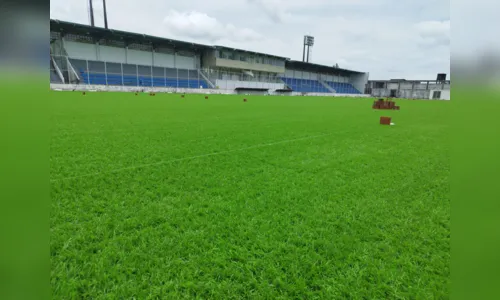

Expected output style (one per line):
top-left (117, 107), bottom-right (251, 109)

top-left (50, 2), bottom-right (450, 299)
top-left (50, 19), bottom-right (369, 96)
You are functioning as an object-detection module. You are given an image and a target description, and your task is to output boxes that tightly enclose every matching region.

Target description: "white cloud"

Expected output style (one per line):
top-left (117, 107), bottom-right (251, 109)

top-left (414, 20), bottom-right (450, 47)
top-left (162, 10), bottom-right (263, 43)
top-left (49, 0), bottom-right (451, 79)
top-left (246, 0), bottom-right (292, 23)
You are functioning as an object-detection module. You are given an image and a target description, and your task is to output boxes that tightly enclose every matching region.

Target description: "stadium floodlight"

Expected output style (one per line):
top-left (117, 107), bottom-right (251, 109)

top-left (303, 35), bottom-right (315, 63)
top-left (88, 0), bottom-right (109, 29)
top-left (103, 0), bottom-right (109, 29)
top-left (304, 35), bottom-right (314, 46)
top-left (88, 0), bottom-right (95, 27)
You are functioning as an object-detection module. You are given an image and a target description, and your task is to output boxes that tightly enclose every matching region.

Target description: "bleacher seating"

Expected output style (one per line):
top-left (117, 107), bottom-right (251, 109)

top-left (280, 77), bottom-right (331, 93)
top-left (70, 59), bottom-right (209, 88)
top-left (52, 57), bottom-right (360, 93)
top-left (324, 81), bottom-right (361, 94)
top-left (280, 76), bottom-right (361, 94)
top-left (78, 71), bottom-right (209, 88)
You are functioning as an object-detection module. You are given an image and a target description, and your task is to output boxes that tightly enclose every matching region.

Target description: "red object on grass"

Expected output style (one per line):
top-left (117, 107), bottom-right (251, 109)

top-left (380, 116), bottom-right (391, 125)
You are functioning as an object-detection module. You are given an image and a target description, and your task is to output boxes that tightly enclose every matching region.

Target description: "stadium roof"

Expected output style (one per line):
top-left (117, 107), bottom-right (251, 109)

top-left (50, 19), bottom-right (289, 60)
top-left (50, 19), bottom-right (213, 52)
top-left (285, 60), bottom-right (364, 75)
top-left (50, 19), bottom-right (366, 75)
top-left (214, 45), bottom-right (289, 60)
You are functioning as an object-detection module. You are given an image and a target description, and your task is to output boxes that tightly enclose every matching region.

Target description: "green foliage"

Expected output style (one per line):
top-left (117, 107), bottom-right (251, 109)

top-left (50, 93), bottom-right (450, 299)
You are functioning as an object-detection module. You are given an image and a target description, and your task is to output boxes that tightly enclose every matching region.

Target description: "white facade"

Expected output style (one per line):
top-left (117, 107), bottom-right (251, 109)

top-left (50, 83), bottom-right (372, 97)
top-left (63, 40), bottom-right (198, 69)
top-left (368, 80), bottom-right (451, 100)
top-left (215, 79), bottom-right (285, 91)
top-left (429, 89), bottom-right (451, 100)
top-left (284, 69), bottom-right (351, 83)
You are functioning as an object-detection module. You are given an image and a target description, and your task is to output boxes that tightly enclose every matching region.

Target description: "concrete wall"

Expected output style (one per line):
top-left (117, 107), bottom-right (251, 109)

top-left (371, 88), bottom-right (450, 100)
top-left (349, 72), bottom-right (369, 93)
top-left (215, 79), bottom-right (285, 91)
top-left (214, 58), bottom-right (285, 73)
top-left (99, 45), bottom-right (126, 63)
top-left (127, 48), bottom-right (152, 66)
top-left (50, 83), bottom-right (232, 94)
top-left (236, 89), bottom-right (268, 95)
top-left (64, 40), bottom-right (97, 60)
top-left (397, 89), bottom-right (430, 99)
top-left (371, 88), bottom-right (429, 99)
top-left (51, 83), bottom-right (372, 97)
top-left (201, 50), bottom-right (217, 68)
top-left (368, 80), bottom-right (451, 99)
top-left (321, 74), bottom-right (333, 81)
top-left (429, 89), bottom-right (451, 100)
top-left (387, 83), bottom-right (399, 90)
top-left (285, 69), bottom-right (350, 84)
top-left (62, 40), bottom-right (198, 69)
top-left (153, 52), bottom-right (175, 68)
top-left (176, 54), bottom-right (197, 69)
top-left (399, 82), bottom-right (413, 90)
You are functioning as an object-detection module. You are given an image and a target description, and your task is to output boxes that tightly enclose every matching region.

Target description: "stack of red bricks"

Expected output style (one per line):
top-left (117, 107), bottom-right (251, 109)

top-left (373, 98), bottom-right (400, 110)
top-left (380, 116), bottom-right (391, 125)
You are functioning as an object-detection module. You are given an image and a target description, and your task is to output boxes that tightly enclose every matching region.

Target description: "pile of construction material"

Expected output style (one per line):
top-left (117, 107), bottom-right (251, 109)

top-left (373, 98), bottom-right (400, 110)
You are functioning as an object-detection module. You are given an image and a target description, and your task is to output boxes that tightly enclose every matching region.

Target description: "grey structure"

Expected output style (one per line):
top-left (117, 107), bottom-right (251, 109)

top-left (366, 79), bottom-right (451, 100)
top-left (50, 19), bottom-right (369, 94)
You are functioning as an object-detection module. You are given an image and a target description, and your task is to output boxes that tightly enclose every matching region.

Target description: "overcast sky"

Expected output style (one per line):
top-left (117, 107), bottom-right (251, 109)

top-left (50, 0), bottom-right (450, 80)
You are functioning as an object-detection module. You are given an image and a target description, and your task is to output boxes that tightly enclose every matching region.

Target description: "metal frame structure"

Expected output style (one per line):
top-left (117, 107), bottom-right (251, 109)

top-left (302, 35), bottom-right (314, 63)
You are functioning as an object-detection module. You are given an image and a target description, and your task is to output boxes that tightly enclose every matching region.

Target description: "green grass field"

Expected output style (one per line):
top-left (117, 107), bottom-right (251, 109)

top-left (50, 92), bottom-right (450, 299)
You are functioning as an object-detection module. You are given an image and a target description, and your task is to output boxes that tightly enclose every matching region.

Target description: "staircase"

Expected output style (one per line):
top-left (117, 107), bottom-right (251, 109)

top-left (50, 38), bottom-right (81, 84)
top-left (50, 47), bottom-right (65, 83)
top-left (319, 79), bottom-right (336, 93)
top-left (198, 69), bottom-right (215, 88)
top-left (50, 63), bottom-right (63, 83)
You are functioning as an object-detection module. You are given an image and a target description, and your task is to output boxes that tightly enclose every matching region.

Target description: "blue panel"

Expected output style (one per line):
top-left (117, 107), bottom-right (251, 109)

top-left (78, 71), bottom-right (210, 89)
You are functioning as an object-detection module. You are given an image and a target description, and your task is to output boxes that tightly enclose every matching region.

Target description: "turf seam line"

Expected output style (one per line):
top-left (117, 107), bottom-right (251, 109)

top-left (50, 132), bottom-right (333, 182)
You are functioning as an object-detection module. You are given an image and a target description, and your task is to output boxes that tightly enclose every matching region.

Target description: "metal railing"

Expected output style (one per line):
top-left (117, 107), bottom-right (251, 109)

top-left (49, 55), bottom-right (361, 93)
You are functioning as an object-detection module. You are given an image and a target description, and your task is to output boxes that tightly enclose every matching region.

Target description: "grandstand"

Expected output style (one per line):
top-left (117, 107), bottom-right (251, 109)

top-left (50, 19), bottom-right (369, 95)
top-left (366, 78), bottom-right (451, 100)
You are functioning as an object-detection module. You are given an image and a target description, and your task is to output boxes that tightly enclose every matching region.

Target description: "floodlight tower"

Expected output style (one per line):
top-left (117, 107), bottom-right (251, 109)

top-left (302, 35), bottom-right (314, 63)
top-left (88, 0), bottom-right (95, 27)
top-left (88, 0), bottom-right (109, 29)
top-left (103, 0), bottom-right (109, 29)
